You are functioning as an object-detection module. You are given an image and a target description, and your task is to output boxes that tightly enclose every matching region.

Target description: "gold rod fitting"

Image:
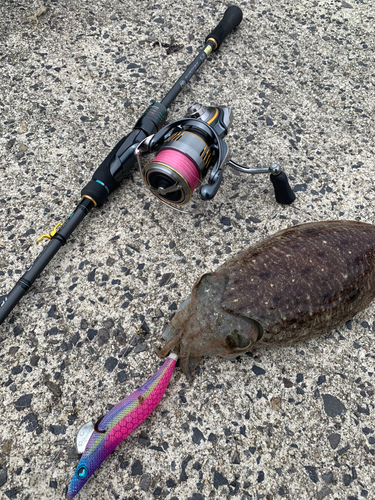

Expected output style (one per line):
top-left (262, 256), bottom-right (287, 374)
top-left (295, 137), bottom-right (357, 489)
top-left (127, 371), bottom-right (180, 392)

top-left (205, 39), bottom-right (217, 51)
top-left (81, 195), bottom-right (97, 207)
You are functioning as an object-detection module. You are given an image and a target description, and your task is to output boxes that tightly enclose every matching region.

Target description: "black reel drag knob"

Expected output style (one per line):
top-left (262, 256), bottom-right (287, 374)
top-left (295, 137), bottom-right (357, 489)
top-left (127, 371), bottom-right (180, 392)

top-left (270, 167), bottom-right (296, 205)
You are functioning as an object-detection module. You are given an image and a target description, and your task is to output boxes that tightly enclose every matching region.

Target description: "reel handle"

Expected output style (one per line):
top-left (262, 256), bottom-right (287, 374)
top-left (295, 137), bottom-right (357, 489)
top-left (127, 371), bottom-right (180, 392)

top-left (270, 171), bottom-right (296, 205)
top-left (205, 6), bottom-right (243, 50)
top-left (227, 161), bottom-right (296, 205)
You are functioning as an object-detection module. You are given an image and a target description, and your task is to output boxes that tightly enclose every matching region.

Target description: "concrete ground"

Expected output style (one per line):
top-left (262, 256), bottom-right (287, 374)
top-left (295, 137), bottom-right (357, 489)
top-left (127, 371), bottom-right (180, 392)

top-left (0, 0), bottom-right (374, 499)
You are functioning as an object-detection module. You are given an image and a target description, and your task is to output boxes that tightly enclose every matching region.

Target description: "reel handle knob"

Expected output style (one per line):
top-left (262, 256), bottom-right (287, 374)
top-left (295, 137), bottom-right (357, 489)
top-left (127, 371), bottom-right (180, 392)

top-left (200, 170), bottom-right (223, 200)
top-left (205, 6), bottom-right (243, 51)
top-left (270, 170), bottom-right (296, 205)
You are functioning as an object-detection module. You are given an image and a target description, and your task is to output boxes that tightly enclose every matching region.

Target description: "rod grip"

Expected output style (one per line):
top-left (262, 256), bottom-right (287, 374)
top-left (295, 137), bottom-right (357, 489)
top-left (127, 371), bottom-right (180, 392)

top-left (205, 6), bottom-right (243, 50)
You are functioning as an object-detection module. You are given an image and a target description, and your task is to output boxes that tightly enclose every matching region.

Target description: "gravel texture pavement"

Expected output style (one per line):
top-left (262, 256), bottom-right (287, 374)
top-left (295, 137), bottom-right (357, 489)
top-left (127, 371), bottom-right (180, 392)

top-left (0, 1), bottom-right (374, 499)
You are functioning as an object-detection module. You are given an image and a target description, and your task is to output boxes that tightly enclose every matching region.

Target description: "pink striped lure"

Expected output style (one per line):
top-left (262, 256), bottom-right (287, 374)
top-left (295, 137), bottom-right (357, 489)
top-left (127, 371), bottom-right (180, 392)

top-left (66, 353), bottom-right (177, 499)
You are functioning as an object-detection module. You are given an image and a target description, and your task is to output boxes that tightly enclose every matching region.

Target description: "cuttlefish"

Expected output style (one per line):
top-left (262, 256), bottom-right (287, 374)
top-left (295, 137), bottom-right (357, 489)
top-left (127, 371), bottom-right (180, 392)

top-left (158, 220), bottom-right (375, 379)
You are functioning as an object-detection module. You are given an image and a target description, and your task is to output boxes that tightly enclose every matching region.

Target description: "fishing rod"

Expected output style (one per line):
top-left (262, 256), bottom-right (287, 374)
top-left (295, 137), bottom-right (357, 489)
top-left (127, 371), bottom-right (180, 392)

top-left (0, 6), bottom-right (242, 325)
top-left (0, 6), bottom-right (294, 325)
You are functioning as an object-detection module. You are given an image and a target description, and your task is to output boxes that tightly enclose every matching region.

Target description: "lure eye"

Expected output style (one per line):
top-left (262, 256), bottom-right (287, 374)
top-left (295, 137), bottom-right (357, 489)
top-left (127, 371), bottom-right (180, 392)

top-left (77, 466), bottom-right (88, 479)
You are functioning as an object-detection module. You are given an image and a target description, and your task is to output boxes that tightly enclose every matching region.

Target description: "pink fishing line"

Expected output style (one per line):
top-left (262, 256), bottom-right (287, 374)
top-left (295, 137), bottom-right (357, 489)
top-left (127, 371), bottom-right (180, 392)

top-left (154, 149), bottom-right (200, 192)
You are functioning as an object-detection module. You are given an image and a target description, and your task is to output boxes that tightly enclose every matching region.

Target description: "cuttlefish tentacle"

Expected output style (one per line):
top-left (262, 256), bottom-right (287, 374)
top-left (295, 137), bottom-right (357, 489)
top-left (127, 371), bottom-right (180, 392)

top-left (178, 347), bottom-right (193, 382)
top-left (157, 333), bottom-right (181, 358)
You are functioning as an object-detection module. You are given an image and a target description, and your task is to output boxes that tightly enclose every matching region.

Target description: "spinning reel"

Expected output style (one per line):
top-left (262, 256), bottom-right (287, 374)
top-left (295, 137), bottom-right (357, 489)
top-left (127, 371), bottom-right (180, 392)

top-left (135, 103), bottom-right (295, 209)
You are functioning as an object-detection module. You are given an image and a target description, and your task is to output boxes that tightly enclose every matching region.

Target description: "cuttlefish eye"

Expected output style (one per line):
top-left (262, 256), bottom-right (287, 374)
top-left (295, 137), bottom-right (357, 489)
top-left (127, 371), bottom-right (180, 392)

top-left (77, 466), bottom-right (88, 479)
top-left (225, 329), bottom-right (252, 349)
top-left (223, 317), bottom-right (263, 351)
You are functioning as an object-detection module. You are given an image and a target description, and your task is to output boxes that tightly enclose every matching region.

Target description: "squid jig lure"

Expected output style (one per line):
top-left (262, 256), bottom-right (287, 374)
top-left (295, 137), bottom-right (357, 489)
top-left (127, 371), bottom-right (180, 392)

top-left (66, 354), bottom-right (177, 499)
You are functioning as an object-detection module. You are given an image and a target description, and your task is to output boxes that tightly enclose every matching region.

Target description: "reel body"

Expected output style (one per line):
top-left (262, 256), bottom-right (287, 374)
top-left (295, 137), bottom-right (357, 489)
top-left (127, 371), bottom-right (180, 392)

top-left (136, 103), bottom-right (295, 208)
top-left (136, 104), bottom-right (231, 206)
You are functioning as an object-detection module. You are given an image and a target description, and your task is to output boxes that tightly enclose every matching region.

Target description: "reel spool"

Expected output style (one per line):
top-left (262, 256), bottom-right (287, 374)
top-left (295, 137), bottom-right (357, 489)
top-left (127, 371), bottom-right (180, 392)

top-left (136, 104), bottom-right (232, 207)
top-left (143, 128), bottom-right (210, 205)
top-left (135, 103), bottom-right (296, 209)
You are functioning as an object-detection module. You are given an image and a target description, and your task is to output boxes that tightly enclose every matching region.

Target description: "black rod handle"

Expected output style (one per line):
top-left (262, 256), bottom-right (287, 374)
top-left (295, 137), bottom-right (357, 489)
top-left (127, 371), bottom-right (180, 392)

top-left (205, 6), bottom-right (243, 50)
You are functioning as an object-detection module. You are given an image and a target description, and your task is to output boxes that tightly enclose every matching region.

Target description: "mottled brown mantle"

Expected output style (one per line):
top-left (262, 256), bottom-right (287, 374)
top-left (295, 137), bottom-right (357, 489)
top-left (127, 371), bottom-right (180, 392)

top-left (159, 221), bottom-right (375, 378)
